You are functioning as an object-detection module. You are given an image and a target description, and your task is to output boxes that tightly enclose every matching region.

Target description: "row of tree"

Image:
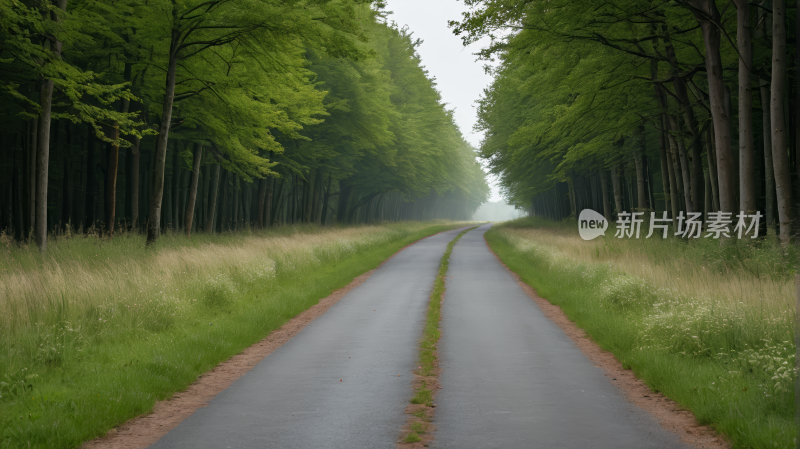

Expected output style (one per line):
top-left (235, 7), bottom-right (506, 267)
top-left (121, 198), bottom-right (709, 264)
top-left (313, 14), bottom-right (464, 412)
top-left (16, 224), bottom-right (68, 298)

top-left (453, 0), bottom-right (798, 241)
top-left (0, 0), bottom-right (489, 251)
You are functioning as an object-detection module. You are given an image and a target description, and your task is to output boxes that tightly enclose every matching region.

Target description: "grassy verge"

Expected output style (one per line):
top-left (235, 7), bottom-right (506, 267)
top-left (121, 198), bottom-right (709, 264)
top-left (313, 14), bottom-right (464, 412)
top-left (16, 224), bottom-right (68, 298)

top-left (402, 226), bottom-right (476, 445)
top-left (486, 218), bottom-right (793, 449)
top-left (0, 221), bottom-right (465, 448)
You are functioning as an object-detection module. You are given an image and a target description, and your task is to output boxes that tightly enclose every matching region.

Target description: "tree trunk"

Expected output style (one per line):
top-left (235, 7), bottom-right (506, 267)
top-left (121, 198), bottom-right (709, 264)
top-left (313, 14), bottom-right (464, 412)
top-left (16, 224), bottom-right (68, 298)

top-left (185, 144), bottom-right (202, 237)
top-left (599, 170), bottom-right (612, 221)
top-left (205, 164), bottom-right (220, 233)
top-left (257, 178), bottom-right (267, 228)
top-left (658, 125), bottom-right (671, 214)
top-left (734, 0), bottom-right (757, 215)
top-left (691, 0), bottom-right (735, 214)
top-left (103, 125), bottom-right (120, 236)
top-left (28, 117), bottom-right (37, 233)
top-left (172, 141), bottom-right (180, 231)
top-left (771, 0), bottom-right (792, 242)
top-left (705, 124), bottom-right (720, 212)
top-left (337, 180), bottom-right (352, 224)
top-left (663, 37), bottom-right (705, 209)
top-left (321, 175), bottom-right (332, 225)
top-left (610, 167), bottom-right (623, 215)
top-left (634, 126), bottom-right (648, 210)
top-left (61, 122), bottom-right (71, 229)
top-left (265, 177), bottom-right (274, 228)
top-left (666, 114), bottom-right (694, 212)
top-left (146, 21), bottom-right (179, 245)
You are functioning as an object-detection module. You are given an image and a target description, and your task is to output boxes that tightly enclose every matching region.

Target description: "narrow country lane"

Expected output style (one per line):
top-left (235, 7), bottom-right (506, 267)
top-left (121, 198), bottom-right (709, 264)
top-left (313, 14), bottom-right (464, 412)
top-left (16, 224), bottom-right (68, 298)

top-left (149, 228), bottom-right (467, 449)
top-left (434, 224), bottom-right (691, 449)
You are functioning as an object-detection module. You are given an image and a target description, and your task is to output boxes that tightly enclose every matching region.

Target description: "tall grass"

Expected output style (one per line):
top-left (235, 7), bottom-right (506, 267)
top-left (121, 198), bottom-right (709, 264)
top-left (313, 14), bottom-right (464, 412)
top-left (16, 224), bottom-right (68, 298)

top-left (0, 221), bottom-right (461, 448)
top-left (488, 217), bottom-right (794, 449)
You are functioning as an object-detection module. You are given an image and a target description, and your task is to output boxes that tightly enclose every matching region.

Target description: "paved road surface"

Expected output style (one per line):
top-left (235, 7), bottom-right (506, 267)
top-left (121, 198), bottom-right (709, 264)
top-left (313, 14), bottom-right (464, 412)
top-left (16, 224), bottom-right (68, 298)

top-left (434, 224), bottom-right (689, 448)
top-left (150, 228), bottom-right (467, 449)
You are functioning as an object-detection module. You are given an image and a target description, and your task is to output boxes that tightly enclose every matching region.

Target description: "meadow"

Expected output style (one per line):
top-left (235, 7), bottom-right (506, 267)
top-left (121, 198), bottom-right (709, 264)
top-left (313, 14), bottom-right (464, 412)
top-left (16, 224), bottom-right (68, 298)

top-left (0, 222), bottom-right (462, 448)
top-left (486, 217), bottom-right (795, 449)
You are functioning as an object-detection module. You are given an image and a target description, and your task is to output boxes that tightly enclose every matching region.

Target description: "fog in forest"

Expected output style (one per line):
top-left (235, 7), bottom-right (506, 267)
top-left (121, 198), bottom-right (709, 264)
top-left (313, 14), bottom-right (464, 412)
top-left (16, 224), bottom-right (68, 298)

top-left (471, 201), bottom-right (524, 222)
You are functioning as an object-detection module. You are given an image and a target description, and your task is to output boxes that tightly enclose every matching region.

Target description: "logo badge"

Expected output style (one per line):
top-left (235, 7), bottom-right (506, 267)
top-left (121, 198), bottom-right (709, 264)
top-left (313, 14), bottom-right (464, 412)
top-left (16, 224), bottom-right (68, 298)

top-left (578, 209), bottom-right (608, 240)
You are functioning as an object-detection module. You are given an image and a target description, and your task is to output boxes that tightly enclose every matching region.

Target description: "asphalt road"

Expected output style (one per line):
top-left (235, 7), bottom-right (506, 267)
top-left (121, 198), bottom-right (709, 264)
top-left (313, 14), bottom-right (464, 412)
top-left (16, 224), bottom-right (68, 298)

top-left (434, 224), bottom-right (690, 449)
top-left (149, 228), bottom-right (467, 449)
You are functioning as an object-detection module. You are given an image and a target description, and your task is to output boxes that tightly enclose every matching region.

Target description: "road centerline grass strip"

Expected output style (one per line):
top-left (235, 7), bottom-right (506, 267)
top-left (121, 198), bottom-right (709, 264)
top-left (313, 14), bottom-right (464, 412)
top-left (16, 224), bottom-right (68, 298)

top-left (399, 226), bottom-right (477, 447)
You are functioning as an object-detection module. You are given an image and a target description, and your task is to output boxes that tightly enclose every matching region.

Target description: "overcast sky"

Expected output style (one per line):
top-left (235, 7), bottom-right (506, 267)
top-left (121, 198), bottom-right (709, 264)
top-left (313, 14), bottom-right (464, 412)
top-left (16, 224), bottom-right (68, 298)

top-left (383, 0), bottom-right (503, 202)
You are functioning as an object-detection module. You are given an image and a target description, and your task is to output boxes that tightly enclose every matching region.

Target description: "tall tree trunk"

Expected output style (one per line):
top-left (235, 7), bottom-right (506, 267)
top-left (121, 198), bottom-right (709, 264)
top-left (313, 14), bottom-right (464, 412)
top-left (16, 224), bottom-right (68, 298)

top-left (691, 0), bottom-right (736, 214)
top-left (104, 125), bottom-right (119, 236)
top-left (265, 177), bottom-right (274, 228)
top-left (126, 137), bottom-right (140, 230)
top-left (705, 124), bottom-right (720, 212)
top-left (760, 85), bottom-right (776, 228)
top-left (61, 122), bottom-right (71, 229)
top-left (28, 117), bottom-right (37, 233)
top-left (257, 178), bottom-right (267, 228)
top-left (35, 0), bottom-right (69, 251)
top-left (233, 174), bottom-right (240, 230)
top-left (667, 115), bottom-right (694, 212)
top-left (599, 170), bottom-right (612, 221)
top-left (337, 179), bottom-right (352, 224)
top-left (172, 141), bottom-right (180, 231)
top-left (146, 17), bottom-right (179, 245)
top-left (304, 172), bottom-right (315, 223)
top-left (610, 167), bottom-right (623, 214)
top-left (734, 0), bottom-right (757, 215)
top-left (185, 144), bottom-right (202, 237)
top-left (205, 164), bottom-right (220, 233)
top-left (202, 163), bottom-right (210, 227)
top-left (85, 127), bottom-right (97, 230)
top-left (663, 36), bottom-right (704, 209)
top-left (658, 126), bottom-right (671, 214)
top-left (634, 126), bottom-right (648, 210)
top-left (771, 0), bottom-right (792, 242)
top-left (321, 175), bottom-right (332, 225)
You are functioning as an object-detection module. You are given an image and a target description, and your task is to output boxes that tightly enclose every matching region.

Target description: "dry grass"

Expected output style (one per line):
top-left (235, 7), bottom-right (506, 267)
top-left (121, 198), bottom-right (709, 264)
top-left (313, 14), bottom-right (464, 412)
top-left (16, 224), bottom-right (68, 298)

top-left (502, 226), bottom-right (792, 314)
top-left (0, 224), bottom-right (425, 337)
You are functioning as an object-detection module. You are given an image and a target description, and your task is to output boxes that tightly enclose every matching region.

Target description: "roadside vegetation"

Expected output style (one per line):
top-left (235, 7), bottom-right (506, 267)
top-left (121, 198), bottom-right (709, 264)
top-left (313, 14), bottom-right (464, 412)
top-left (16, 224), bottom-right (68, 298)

top-left (487, 218), bottom-right (794, 449)
top-left (0, 221), bottom-right (462, 448)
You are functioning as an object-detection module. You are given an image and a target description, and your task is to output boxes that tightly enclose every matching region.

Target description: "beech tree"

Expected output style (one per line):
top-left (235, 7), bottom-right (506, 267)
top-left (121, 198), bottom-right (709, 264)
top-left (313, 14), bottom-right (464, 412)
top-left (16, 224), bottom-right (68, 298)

top-left (453, 0), bottom-right (797, 243)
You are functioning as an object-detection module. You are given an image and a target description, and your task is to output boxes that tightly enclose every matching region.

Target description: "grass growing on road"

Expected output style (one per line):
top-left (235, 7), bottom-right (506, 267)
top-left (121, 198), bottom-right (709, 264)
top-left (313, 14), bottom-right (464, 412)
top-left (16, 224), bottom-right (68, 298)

top-left (486, 218), bottom-right (793, 449)
top-left (401, 226), bottom-right (476, 445)
top-left (0, 221), bottom-right (464, 448)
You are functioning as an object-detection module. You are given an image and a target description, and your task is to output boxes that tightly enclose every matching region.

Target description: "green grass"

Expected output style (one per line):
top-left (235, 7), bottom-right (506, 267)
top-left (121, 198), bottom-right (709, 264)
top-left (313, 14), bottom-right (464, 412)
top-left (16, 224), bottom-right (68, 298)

top-left (486, 219), bottom-right (794, 449)
top-left (403, 431), bottom-right (422, 443)
top-left (0, 222), bottom-right (464, 448)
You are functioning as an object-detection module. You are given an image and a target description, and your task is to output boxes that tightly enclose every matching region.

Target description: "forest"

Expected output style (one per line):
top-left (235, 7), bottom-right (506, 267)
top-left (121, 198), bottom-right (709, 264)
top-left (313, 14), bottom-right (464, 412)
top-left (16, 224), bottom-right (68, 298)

top-left (0, 0), bottom-right (489, 252)
top-left (453, 0), bottom-right (798, 242)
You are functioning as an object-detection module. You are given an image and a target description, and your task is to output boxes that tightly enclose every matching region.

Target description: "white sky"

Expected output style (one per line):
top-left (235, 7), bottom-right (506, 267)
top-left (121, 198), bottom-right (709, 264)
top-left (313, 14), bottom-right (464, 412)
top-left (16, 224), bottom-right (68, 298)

top-left (384, 0), bottom-right (503, 202)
